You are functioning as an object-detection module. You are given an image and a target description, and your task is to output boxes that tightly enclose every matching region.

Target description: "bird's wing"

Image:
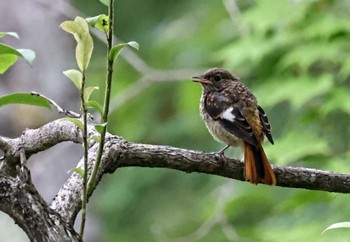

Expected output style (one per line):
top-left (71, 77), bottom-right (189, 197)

top-left (204, 93), bottom-right (258, 146)
top-left (257, 105), bottom-right (274, 144)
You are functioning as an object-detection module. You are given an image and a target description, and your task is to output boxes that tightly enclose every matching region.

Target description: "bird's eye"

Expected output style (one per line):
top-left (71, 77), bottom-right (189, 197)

top-left (213, 75), bottom-right (221, 82)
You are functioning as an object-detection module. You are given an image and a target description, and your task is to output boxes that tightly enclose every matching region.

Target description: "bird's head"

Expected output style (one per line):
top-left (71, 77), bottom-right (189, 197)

top-left (192, 68), bottom-right (239, 92)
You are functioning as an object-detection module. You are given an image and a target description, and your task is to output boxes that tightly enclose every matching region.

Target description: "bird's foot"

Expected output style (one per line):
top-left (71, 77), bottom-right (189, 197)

top-left (217, 145), bottom-right (230, 156)
top-left (214, 145), bottom-right (230, 165)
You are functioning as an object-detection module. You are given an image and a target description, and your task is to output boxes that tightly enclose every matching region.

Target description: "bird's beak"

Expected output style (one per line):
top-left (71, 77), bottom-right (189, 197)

top-left (192, 76), bottom-right (211, 84)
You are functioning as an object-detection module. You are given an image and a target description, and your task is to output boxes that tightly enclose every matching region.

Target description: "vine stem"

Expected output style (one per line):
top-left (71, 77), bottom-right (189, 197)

top-left (87, 0), bottom-right (114, 195)
top-left (79, 70), bottom-right (88, 237)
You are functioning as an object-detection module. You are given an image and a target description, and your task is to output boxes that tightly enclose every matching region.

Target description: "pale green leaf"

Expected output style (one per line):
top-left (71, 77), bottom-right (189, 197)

top-left (63, 117), bottom-right (84, 130)
top-left (68, 167), bottom-right (85, 177)
top-left (0, 54), bottom-right (17, 74)
top-left (16, 49), bottom-right (36, 66)
top-left (74, 16), bottom-right (90, 33)
top-left (0, 93), bottom-right (51, 109)
top-left (59, 21), bottom-right (84, 42)
top-left (60, 18), bottom-right (93, 71)
top-left (109, 41), bottom-right (139, 62)
top-left (322, 222), bottom-right (350, 234)
top-left (89, 135), bottom-right (101, 142)
top-left (86, 100), bottom-right (103, 116)
top-left (0, 32), bottom-right (19, 39)
top-left (84, 86), bottom-right (99, 103)
top-left (76, 33), bottom-right (93, 71)
top-left (63, 69), bottom-right (82, 90)
top-left (127, 41), bottom-right (139, 50)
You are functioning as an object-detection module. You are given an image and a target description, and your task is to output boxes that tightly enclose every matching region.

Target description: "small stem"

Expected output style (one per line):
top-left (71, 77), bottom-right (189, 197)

top-left (31, 92), bottom-right (81, 118)
top-left (87, 0), bottom-right (114, 194)
top-left (79, 71), bottom-right (89, 238)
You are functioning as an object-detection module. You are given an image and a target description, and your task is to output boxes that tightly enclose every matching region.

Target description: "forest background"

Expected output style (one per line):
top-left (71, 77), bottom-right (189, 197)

top-left (1, 0), bottom-right (350, 241)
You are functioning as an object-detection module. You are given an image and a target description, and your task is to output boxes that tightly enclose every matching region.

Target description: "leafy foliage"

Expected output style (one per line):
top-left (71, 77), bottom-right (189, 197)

top-left (0, 32), bottom-right (35, 74)
top-left (2, 0), bottom-right (350, 241)
top-left (0, 93), bottom-right (51, 109)
top-left (60, 17), bottom-right (94, 71)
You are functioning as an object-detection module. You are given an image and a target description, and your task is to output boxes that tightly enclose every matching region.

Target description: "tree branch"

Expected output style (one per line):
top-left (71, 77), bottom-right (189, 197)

top-left (0, 170), bottom-right (80, 242)
top-left (107, 140), bottom-right (350, 193)
top-left (1, 119), bottom-right (350, 240)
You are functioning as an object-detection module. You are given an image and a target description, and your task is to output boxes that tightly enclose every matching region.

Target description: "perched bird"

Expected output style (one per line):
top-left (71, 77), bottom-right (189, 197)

top-left (192, 68), bottom-right (276, 185)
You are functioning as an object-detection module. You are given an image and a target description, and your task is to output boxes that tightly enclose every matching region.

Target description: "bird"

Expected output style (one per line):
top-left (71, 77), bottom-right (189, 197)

top-left (192, 68), bottom-right (276, 185)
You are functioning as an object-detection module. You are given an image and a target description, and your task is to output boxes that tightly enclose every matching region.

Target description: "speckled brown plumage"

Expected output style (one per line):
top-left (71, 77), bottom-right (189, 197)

top-left (193, 68), bottom-right (276, 185)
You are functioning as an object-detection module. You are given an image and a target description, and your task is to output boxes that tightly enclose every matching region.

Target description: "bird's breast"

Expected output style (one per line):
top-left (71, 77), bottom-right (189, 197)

top-left (199, 100), bottom-right (241, 147)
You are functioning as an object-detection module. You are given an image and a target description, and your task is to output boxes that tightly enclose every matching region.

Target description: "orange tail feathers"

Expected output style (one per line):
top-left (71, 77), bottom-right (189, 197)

top-left (243, 142), bottom-right (276, 185)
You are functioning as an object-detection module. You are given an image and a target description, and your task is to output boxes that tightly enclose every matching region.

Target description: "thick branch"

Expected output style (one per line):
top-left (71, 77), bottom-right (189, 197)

top-left (3, 120), bottom-right (81, 166)
top-left (1, 119), bottom-right (350, 241)
top-left (52, 134), bottom-right (350, 224)
top-left (110, 141), bottom-right (350, 193)
top-left (0, 171), bottom-right (80, 242)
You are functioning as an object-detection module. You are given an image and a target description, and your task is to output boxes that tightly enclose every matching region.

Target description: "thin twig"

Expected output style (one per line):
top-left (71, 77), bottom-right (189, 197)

top-left (87, 0), bottom-right (115, 195)
top-left (79, 70), bottom-right (89, 237)
top-left (31, 92), bottom-right (80, 118)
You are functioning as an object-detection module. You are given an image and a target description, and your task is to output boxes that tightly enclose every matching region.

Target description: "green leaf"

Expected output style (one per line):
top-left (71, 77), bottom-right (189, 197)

top-left (68, 167), bottom-right (85, 177)
top-left (63, 117), bottom-right (84, 130)
top-left (63, 69), bottom-right (82, 90)
top-left (86, 100), bottom-right (103, 116)
top-left (0, 32), bottom-right (19, 39)
top-left (60, 21), bottom-right (83, 41)
top-left (17, 49), bottom-right (36, 66)
top-left (322, 222), bottom-right (350, 234)
top-left (86, 14), bottom-right (109, 33)
top-left (99, 0), bottom-right (109, 6)
top-left (94, 123), bottom-right (107, 134)
top-left (76, 34), bottom-right (93, 71)
top-left (0, 43), bottom-right (24, 58)
top-left (89, 135), bottom-right (101, 142)
top-left (127, 41), bottom-right (139, 50)
top-left (74, 16), bottom-right (90, 33)
top-left (0, 93), bottom-right (51, 109)
top-left (0, 54), bottom-right (17, 74)
top-left (60, 17), bottom-right (93, 71)
top-left (0, 43), bottom-right (35, 66)
top-left (109, 41), bottom-right (139, 62)
top-left (84, 86), bottom-right (99, 103)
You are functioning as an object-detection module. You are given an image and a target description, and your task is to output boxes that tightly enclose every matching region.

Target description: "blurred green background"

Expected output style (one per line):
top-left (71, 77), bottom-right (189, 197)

top-left (78, 0), bottom-right (350, 241)
top-left (3, 0), bottom-right (350, 241)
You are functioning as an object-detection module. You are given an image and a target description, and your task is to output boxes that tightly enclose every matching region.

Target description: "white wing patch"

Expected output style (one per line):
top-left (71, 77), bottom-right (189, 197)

top-left (221, 107), bottom-right (235, 122)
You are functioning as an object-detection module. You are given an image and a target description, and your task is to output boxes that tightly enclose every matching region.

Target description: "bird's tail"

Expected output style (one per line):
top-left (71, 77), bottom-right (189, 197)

top-left (244, 142), bottom-right (276, 185)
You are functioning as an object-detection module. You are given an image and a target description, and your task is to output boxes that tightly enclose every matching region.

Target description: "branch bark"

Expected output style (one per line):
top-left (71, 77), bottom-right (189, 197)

top-left (0, 119), bottom-right (350, 240)
top-left (0, 170), bottom-right (80, 242)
